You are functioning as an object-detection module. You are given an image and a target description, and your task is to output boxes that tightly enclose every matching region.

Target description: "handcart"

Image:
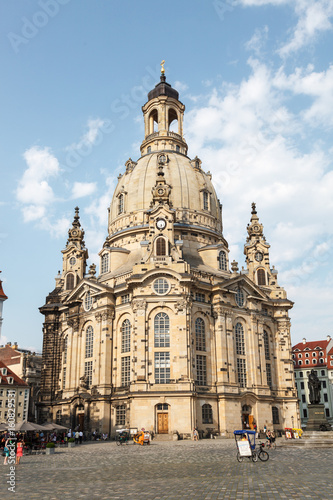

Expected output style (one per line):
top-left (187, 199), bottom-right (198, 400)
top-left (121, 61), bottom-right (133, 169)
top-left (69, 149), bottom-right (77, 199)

top-left (234, 430), bottom-right (258, 462)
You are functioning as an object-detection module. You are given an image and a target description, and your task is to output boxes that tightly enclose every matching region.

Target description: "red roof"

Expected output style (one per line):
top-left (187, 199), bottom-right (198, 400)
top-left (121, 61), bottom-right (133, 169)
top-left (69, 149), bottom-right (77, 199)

top-left (292, 340), bottom-right (329, 351)
top-left (0, 360), bottom-right (28, 386)
top-left (0, 280), bottom-right (7, 300)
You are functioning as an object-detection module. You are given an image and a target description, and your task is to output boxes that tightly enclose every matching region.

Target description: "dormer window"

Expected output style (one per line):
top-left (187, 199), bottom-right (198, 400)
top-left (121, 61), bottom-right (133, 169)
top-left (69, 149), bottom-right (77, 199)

top-left (101, 253), bottom-right (109, 274)
top-left (118, 193), bottom-right (124, 215)
top-left (218, 250), bottom-right (227, 271)
top-left (203, 191), bottom-right (209, 211)
top-left (156, 237), bottom-right (166, 256)
top-left (7, 377), bottom-right (14, 384)
top-left (66, 273), bottom-right (75, 290)
top-left (257, 269), bottom-right (266, 286)
top-left (2, 368), bottom-right (7, 376)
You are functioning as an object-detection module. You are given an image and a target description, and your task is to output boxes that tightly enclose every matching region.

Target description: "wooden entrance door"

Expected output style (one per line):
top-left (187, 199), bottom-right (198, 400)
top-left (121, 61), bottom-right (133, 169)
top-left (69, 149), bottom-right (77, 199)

top-left (158, 413), bottom-right (168, 434)
top-left (78, 413), bottom-right (84, 431)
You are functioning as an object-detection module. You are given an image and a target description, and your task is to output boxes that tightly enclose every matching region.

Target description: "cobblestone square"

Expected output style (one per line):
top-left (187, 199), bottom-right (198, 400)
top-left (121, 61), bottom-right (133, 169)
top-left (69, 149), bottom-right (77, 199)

top-left (1, 439), bottom-right (332, 499)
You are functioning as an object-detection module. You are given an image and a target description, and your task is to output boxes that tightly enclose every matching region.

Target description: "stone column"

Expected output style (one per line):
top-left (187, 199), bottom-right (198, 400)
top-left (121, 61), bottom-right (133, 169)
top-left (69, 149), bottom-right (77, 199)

top-left (132, 298), bottom-right (147, 385)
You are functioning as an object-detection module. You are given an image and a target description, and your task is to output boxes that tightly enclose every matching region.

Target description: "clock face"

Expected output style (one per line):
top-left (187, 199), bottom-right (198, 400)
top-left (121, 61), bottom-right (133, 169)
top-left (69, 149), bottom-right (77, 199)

top-left (158, 188), bottom-right (164, 195)
top-left (255, 252), bottom-right (263, 262)
top-left (156, 218), bottom-right (166, 230)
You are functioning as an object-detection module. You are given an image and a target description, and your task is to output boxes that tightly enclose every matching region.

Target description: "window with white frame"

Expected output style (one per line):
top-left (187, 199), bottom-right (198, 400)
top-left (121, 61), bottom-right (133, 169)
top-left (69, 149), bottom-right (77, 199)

top-left (121, 294), bottom-right (130, 304)
top-left (154, 313), bottom-right (170, 348)
top-left (196, 355), bottom-right (207, 385)
top-left (195, 292), bottom-right (205, 302)
top-left (237, 358), bottom-right (247, 388)
top-left (235, 323), bottom-right (245, 355)
top-left (84, 360), bottom-right (93, 386)
top-left (154, 352), bottom-right (170, 384)
top-left (218, 250), bottom-right (227, 271)
top-left (63, 336), bottom-right (68, 364)
top-left (101, 253), bottom-right (109, 274)
top-left (235, 289), bottom-right (245, 307)
top-left (203, 191), bottom-right (209, 211)
top-left (263, 330), bottom-right (270, 360)
top-left (84, 291), bottom-right (93, 311)
top-left (85, 326), bottom-right (94, 358)
top-left (118, 193), bottom-right (124, 215)
top-left (121, 356), bottom-right (130, 386)
top-left (116, 405), bottom-right (126, 425)
top-left (121, 319), bottom-right (131, 353)
top-left (266, 363), bottom-right (272, 388)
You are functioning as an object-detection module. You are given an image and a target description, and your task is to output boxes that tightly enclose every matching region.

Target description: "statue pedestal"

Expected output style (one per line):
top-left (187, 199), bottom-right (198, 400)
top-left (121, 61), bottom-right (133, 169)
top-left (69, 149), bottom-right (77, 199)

top-left (306, 404), bottom-right (328, 431)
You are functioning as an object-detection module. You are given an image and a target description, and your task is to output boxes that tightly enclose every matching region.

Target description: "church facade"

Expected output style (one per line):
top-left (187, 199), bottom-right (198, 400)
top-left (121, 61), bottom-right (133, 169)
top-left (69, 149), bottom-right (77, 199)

top-left (38, 71), bottom-right (299, 437)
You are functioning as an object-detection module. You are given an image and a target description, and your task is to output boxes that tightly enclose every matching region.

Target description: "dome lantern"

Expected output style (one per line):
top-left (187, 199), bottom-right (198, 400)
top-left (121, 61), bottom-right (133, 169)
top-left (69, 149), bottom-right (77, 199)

top-left (141, 62), bottom-right (188, 156)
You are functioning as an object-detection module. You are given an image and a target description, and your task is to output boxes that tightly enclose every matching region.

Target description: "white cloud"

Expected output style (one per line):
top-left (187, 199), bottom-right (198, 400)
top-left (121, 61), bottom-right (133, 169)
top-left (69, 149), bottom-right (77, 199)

top-left (239, 0), bottom-right (333, 57)
top-left (16, 146), bottom-right (60, 222)
top-left (71, 182), bottom-right (97, 199)
top-left (174, 81), bottom-right (189, 93)
top-left (66, 118), bottom-right (107, 151)
top-left (245, 25), bottom-right (269, 56)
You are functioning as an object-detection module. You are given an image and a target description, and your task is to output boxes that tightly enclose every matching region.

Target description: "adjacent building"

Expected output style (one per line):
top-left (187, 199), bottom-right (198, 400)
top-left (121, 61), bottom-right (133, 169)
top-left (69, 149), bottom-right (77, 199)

top-left (0, 274), bottom-right (8, 341)
top-left (38, 70), bottom-right (299, 437)
top-left (0, 360), bottom-right (29, 424)
top-left (0, 342), bottom-right (42, 422)
top-left (292, 336), bottom-right (333, 428)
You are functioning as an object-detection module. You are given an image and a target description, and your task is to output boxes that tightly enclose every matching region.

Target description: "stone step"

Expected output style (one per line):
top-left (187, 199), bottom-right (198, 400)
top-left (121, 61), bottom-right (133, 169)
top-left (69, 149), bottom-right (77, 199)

top-left (153, 434), bottom-right (174, 441)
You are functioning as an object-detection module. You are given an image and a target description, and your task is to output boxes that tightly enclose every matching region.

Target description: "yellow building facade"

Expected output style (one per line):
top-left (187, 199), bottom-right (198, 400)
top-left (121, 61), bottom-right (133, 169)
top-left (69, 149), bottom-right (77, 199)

top-left (39, 72), bottom-right (299, 437)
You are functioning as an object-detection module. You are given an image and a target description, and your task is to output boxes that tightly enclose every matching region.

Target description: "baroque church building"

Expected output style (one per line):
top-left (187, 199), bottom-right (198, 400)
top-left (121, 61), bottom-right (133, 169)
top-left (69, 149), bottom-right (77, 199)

top-left (39, 70), bottom-right (299, 437)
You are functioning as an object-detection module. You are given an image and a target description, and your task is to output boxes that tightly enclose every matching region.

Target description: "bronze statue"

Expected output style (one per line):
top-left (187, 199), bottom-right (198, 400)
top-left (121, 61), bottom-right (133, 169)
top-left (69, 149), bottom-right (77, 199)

top-left (308, 369), bottom-right (321, 404)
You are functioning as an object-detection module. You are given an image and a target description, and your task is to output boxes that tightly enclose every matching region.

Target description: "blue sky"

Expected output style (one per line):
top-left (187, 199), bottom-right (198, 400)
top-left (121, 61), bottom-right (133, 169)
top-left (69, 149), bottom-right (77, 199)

top-left (1, 0), bottom-right (332, 352)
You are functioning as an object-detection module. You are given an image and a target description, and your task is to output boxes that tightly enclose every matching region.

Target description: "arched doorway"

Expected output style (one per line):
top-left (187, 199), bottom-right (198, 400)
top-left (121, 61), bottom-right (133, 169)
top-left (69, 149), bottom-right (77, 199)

top-left (74, 404), bottom-right (85, 431)
top-left (156, 403), bottom-right (169, 434)
top-left (242, 404), bottom-right (253, 429)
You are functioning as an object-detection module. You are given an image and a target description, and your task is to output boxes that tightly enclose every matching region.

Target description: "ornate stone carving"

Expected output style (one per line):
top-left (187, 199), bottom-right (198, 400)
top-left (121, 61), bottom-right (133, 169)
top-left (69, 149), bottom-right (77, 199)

top-left (132, 299), bottom-right (147, 315)
top-left (67, 317), bottom-right (80, 331)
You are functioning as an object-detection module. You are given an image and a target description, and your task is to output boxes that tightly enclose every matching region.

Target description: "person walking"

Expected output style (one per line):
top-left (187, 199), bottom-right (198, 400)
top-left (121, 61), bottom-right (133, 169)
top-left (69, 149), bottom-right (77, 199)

top-left (193, 428), bottom-right (199, 441)
top-left (3, 439), bottom-right (10, 465)
top-left (79, 431), bottom-right (83, 444)
top-left (16, 439), bottom-right (24, 465)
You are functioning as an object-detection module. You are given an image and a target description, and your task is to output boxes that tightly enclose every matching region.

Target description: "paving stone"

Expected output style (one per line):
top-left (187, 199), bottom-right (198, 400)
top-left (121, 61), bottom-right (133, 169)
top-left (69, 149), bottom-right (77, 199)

top-left (0, 439), bottom-right (332, 499)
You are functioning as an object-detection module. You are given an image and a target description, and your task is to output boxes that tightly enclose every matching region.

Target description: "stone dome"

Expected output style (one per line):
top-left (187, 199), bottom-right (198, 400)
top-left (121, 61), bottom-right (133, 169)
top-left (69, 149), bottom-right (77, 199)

top-left (108, 151), bottom-right (222, 239)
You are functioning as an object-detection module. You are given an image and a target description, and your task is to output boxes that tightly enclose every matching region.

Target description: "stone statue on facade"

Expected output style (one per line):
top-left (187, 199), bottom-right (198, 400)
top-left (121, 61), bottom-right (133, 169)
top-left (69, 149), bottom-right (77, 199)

top-left (308, 369), bottom-right (321, 404)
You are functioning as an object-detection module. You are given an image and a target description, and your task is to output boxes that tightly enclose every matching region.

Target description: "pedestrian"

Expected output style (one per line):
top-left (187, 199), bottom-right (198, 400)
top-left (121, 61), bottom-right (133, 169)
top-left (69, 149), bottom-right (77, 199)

top-left (16, 439), bottom-right (24, 465)
top-left (75, 430), bottom-right (79, 444)
top-left (3, 439), bottom-right (10, 465)
top-left (193, 428), bottom-right (199, 441)
top-left (79, 431), bottom-right (83, 444)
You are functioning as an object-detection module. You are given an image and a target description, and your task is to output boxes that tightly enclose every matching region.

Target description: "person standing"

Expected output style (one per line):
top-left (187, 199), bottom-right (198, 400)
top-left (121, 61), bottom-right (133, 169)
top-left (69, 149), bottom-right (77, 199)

top-left (79, 431), bottom-right (83, 444)
top-left (193, 428), bottom-right (199, 441)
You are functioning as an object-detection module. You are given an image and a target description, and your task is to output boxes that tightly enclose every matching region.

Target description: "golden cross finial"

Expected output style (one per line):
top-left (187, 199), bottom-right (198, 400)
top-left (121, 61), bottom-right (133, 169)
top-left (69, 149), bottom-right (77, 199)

top-left (161, 60), bottom-right (165, 75)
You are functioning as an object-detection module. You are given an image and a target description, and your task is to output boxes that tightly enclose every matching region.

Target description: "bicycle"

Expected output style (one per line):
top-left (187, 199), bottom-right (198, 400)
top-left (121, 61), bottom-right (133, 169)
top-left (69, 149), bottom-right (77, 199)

top-left (265, 439), bottom-right (276, 450)
top-left (256, 442), bottom-right (269, 461)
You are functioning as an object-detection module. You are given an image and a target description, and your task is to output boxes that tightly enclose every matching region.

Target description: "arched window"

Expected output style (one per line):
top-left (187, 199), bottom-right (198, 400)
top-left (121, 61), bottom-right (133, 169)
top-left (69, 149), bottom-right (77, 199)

top-left (218, 250), bottom-right (227, 271)
top-left (118, 194), bottom-right (124, 215)
top-left (202, 404), bottom-right (213, 424)
top-left (156, 237), bottom-right (166, 256)
top-left (257, 269), bottom-right (266, 285)
top-left (66, 273), bottom-right (74, 290)
top-left (203, 191), bottom-right (209, 211)
top-left (101, 254), bottom-right (109, 274)
top-left (149, 109), bottom-right (158, 133)
top-left (116, 405), bottom-right (126, 426)
top-left (121, 319), bottom-right (131, 353)
top-left (263, 330), bottom-right (270, 360)
top-left (63, 336), bottom-right (68, 364)
top-left (235, 323), bottom-right (245, 355)
top-left (85, 326), bottom-right (93, 358)
top-left (168, 108), bottom-right (178, 132)
top-left (147, 146), bottom-right (151, 153)
top-left (154, 312), bottom-right (170, 347)
top-left (84, 291), bottom-right (92, 311)
top-left (272, 406), bottom-right (279, 424)
top-left (56, 410), bottom-right (62, 424)
top-left (195, 318), bottom-right (206, 351)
